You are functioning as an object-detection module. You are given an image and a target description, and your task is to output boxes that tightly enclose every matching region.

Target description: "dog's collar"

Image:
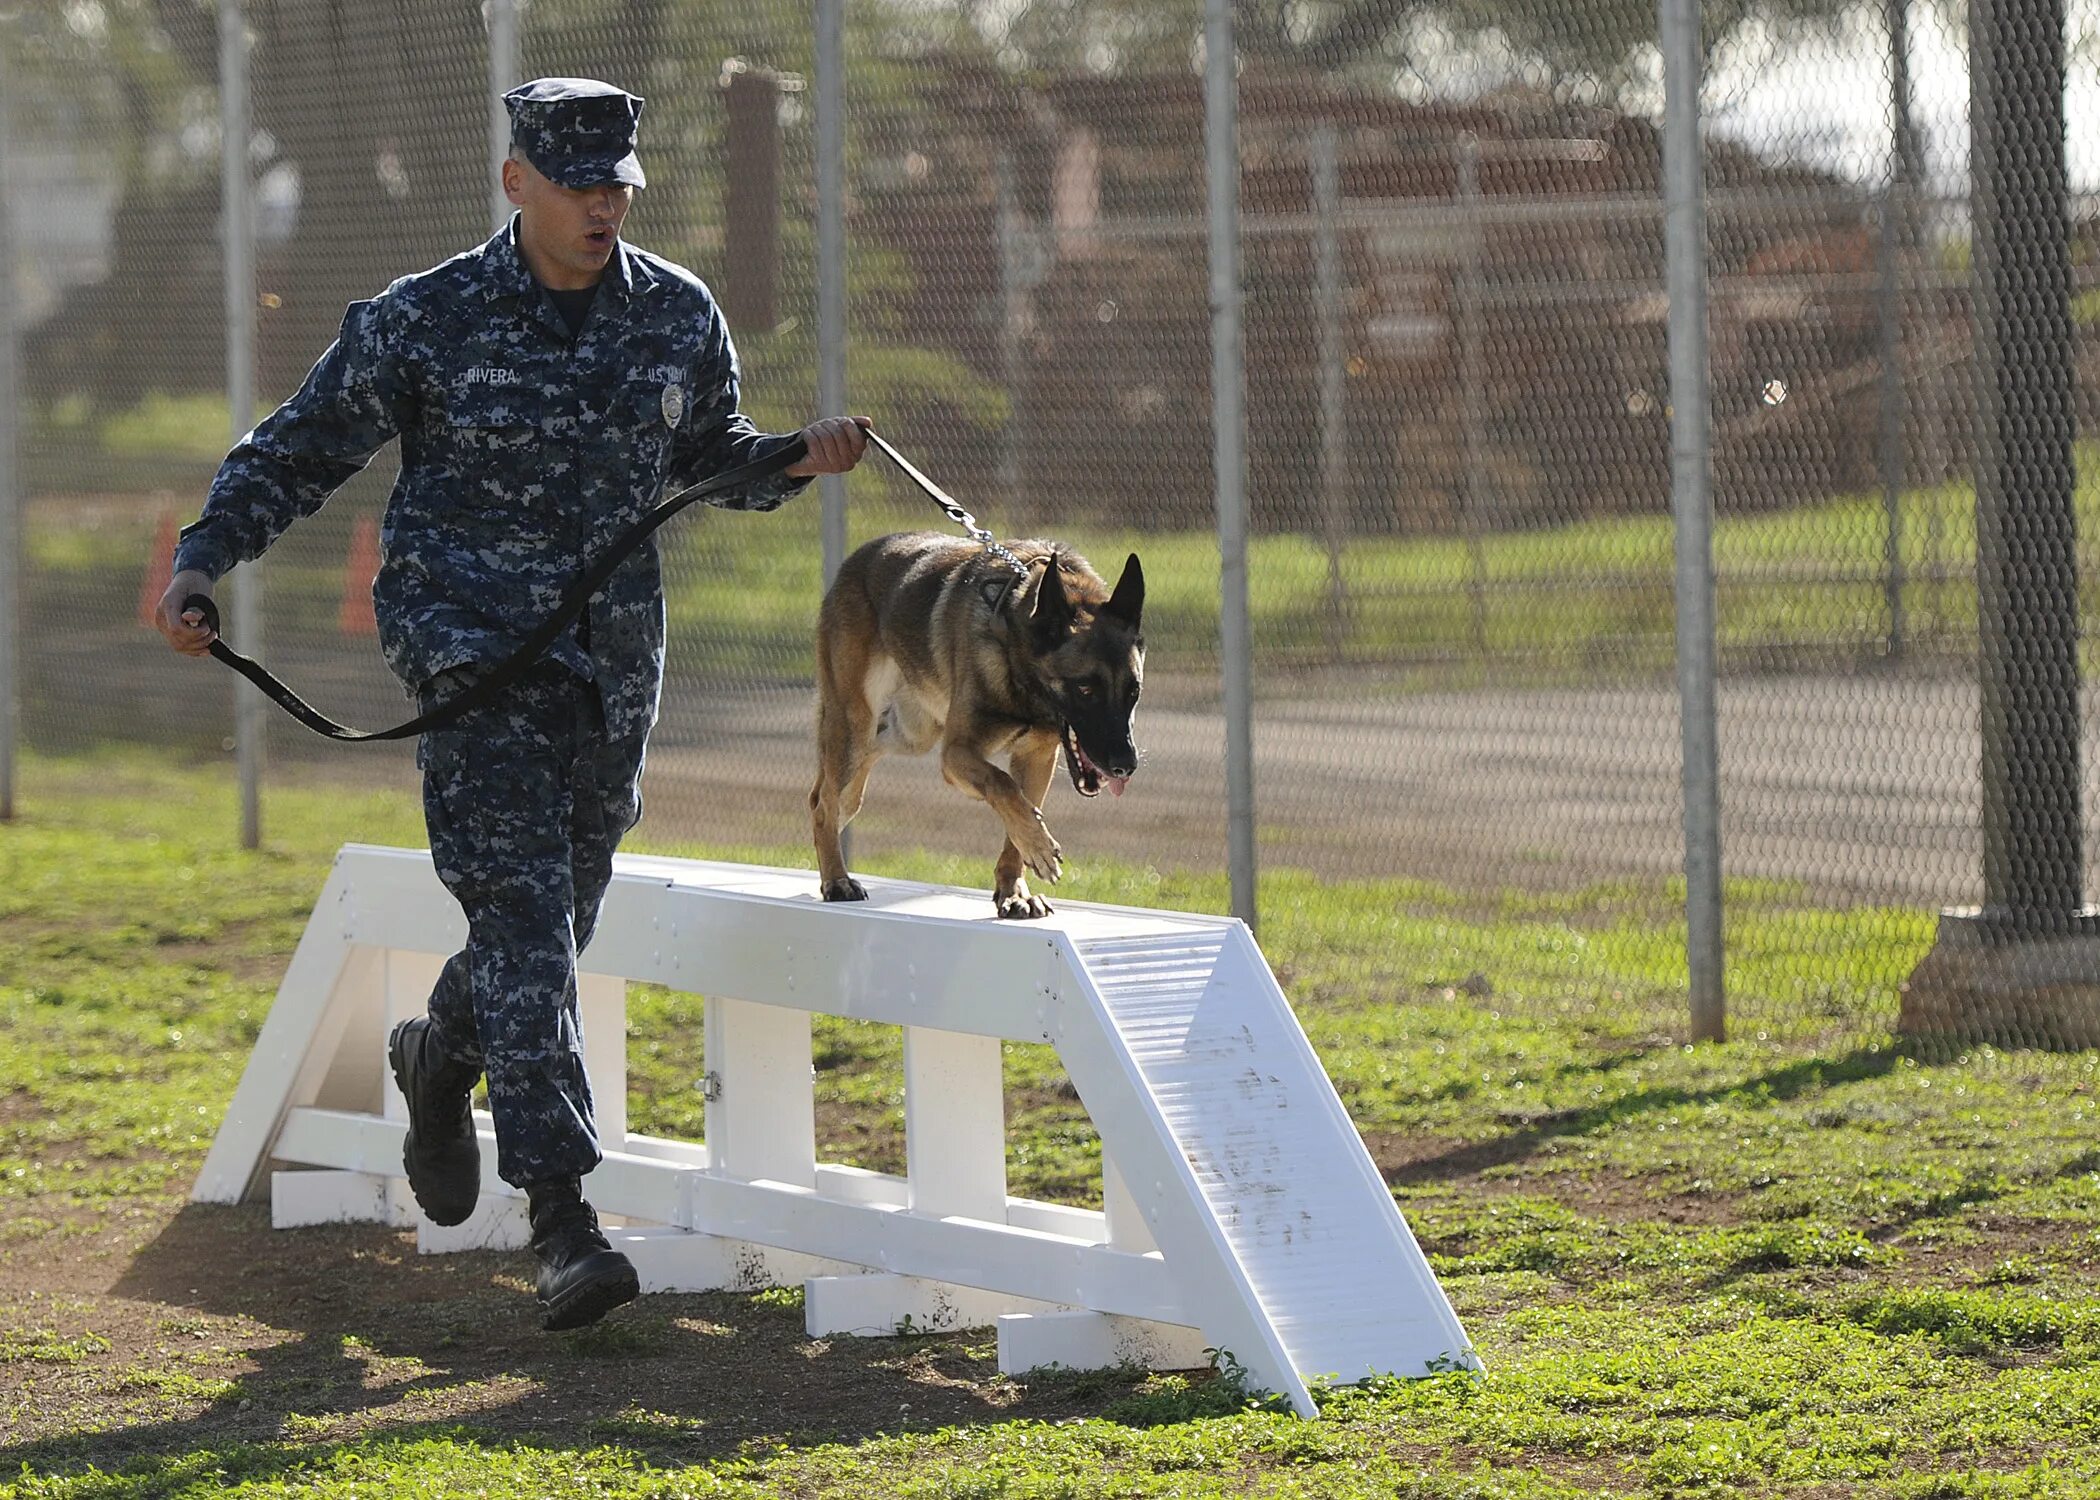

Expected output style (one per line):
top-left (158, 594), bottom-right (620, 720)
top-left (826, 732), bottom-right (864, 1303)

top-left (981, 550), bottom-right (1052, 615)
top-left (980, 572), bottom-right (1021, 613)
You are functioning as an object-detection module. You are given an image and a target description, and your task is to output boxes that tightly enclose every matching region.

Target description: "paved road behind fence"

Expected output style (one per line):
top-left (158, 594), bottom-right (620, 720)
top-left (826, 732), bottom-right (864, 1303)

top-left (640, 672), bottom-right (2078, 910)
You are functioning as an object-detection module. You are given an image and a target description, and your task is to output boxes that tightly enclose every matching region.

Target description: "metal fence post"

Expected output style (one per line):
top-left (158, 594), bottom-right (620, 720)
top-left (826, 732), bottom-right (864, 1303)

top-left (1875, 0), bottom-right (1919, 662)
top-left (995, 150), bottom-right (1027, 536)
top-left (1971, 0), bottom-right (2081, 930)
top-left (1456, 133), bottom-right (1490, 658)
top-left (1311, 125), bottom-right (1347, 664)
top-left (1876, 181), bottom-right (1906, 661)
top-left (1659, 0), bottom-right (1725, 1040)
top-left (0, 35), bottom-right (17, 821)
top-left (815, 0), bottom-right (847, 590)
top-left (221, 0), bottom-right (262, 849)
top-left (1899, 0), bottom-right (2089, 1046)
top-left (815, 0), bottom-right (849, 861)
top-left (1205, 0), bottom-right (1256, 932)
top-left (487, 0), bottom-right (519, 234)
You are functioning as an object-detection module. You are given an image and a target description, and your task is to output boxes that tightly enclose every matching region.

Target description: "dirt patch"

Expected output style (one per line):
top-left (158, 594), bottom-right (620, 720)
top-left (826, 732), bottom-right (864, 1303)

top-left (0, 1193), bottom-right (1187, 1477)
top-left (0, 1195), bottom-right (183, 1297)
top-left (0, 1091), bottom-right (47, 1127)
top-left (147, 939), bottom-right (289, 989)
top-left (1, 914), bottom-right (292, 991)
top-left (1365, 1130), bottom-right (1749, 1226)
top-left (1886, 1218), bottom-right (2100, 1280)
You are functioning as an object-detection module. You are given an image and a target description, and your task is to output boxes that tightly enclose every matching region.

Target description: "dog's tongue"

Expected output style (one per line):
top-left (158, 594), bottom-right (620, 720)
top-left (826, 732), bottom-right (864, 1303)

top-left (1069, 736), bottom-right (1129, 798)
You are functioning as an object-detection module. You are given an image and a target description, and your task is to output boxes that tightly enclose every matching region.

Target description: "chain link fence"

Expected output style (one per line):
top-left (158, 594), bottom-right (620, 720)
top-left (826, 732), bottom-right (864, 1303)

top-left (5, 0), bottom-right (2098, 1051)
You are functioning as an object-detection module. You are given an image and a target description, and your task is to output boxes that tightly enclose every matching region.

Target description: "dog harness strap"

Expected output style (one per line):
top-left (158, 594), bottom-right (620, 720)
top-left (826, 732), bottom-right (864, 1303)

top-left (186, 437), bottom-right (809, 742)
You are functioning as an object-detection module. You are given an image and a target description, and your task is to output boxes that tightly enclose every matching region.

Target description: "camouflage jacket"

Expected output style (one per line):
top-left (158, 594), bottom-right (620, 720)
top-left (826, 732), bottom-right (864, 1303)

top-left (174, 216), bottom-right (808, 741)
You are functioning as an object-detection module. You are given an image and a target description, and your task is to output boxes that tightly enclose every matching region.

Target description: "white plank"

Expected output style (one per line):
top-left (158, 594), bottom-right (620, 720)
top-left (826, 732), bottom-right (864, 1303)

top-left (579, 972), bottom-right (628, 1149)
top-left (330, 846), bottom-right (1112, 1038)
top-left (996, 1309), bottom-right (1213, 1375)
top-left (309, 948), bottom-right (388, 1118)
top-left (816, 1162), bottom-right (905, 1206)
top-left (1062, 927), bottom-right (1478, 1407)
top-left (623, 1132), bottom-right (710, 1170)
top-left (904, 1028), bottom-right (1006, 1219)
top-left (1006, 1198), bottom-right (1107, 1241)
top-left (418, 1192), bottom-right (530, 1254)
top-left (679, 1174), bottom-right (1188, 1324)
top-left (805, 1273), bottom-right (1066, 1337)
top-left (1041, 929), bottom-right (1310, 1410)
top-left (193, 857), bottom-right (362, 1203)
top-left (270, 1169), bottom-right (388, 1228)
top-left (275, 1107), bottom-right (693, 1229)
top-left (615, 1228), bottom-right (857, 1294)
top-left (1103, 1150), bottom-right (1157, 1254)
top-left (704, 998), bottom-right (815, 1188)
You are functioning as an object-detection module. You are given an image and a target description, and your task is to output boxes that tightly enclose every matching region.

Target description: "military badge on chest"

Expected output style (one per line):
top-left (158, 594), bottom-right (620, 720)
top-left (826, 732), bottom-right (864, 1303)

top-left (661, 383), bottom-right (685, 430)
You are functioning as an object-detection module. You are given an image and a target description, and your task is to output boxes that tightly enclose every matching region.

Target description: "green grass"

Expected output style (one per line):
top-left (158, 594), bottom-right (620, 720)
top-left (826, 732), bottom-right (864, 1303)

top-left (34, 393), bottom-right (237, 467)
top-left (32, 445), bottom-right (2100, 688)
top-left (5, 751), bottom-right (2100, 1496)
top-left (660, 462), bottom-right (2026, 683)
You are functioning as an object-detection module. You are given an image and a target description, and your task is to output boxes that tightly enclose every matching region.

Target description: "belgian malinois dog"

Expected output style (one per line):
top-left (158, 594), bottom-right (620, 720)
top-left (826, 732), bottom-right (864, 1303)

top-left (811, 531), bottom-right (1145, 919)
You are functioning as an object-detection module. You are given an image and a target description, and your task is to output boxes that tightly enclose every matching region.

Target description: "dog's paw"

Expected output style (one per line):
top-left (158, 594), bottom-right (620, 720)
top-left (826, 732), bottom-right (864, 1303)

top-left (994, 882), bottom-right (1053, 920)
top-left (821, 876), bottom-right (868, 902)
top-left (1015, 825), bottom-right (1062, 884)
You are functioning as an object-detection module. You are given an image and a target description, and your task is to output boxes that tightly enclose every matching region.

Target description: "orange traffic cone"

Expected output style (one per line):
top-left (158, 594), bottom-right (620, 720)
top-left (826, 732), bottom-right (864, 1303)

top-left (137, 510), bottom-right (178, 629)
top-left (339, 515), bottom-right (381, 637)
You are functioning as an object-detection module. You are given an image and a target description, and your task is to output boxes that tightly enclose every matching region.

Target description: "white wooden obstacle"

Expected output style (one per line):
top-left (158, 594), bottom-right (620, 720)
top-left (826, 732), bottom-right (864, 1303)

top-left (194, 844), bottom-right (1475, 1415)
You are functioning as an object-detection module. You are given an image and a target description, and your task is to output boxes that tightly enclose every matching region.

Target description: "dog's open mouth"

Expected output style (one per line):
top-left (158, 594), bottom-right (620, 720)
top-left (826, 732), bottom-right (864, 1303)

top-left (1063, 725), bottom-right (1130, 799)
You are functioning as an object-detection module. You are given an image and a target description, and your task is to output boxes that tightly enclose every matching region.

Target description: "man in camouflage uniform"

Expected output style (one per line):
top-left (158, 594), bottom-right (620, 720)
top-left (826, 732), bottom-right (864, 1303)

top-left (155, 79), bottom-right (868, 1330)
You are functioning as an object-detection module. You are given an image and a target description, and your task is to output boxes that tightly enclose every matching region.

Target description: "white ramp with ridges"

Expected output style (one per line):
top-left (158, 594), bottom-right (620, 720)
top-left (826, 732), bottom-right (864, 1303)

top-left (195, 844), bottom-right (1473, 1417)
top-left (1063, 930), bottom-right (1469, 1390)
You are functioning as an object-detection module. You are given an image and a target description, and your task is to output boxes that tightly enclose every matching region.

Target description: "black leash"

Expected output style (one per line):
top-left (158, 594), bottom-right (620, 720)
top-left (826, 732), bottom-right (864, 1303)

top-left (185, 436), bottom-right (810, 742)
top-left (188, 429), bottom-right (1021, 743)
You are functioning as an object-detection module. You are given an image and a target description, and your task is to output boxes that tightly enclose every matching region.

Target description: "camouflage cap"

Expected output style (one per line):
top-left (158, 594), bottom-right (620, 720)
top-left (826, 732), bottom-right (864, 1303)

top-left (503, 77), bottom-right (646, 190)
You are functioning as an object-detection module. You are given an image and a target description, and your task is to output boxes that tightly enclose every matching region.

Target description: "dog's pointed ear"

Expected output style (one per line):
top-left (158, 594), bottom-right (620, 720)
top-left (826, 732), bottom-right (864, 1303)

top-left (1030, 555), bottom-right (1073, 648)
top-left (1103, 553), bottom-right (1145, 630)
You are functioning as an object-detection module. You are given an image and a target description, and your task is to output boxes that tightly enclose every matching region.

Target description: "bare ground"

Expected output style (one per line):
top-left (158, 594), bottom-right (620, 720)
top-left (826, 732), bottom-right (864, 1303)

top-left (2, 1115), bottom-right (2085, 1479)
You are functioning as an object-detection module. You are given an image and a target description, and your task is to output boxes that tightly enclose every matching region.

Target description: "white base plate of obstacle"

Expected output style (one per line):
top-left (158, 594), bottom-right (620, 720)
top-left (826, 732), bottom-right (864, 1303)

top-left (195, 845), bottom-right (1475, 1415)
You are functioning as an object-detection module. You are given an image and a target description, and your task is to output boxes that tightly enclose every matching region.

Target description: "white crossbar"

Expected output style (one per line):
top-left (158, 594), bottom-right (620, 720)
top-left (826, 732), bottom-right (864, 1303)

top-left (195, 844), bottom-right (1475, 1416)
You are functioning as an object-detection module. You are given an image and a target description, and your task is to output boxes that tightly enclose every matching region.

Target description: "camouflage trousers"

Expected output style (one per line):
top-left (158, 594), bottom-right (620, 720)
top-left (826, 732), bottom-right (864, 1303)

top-left (416, 662), bottom-right (646, 1189)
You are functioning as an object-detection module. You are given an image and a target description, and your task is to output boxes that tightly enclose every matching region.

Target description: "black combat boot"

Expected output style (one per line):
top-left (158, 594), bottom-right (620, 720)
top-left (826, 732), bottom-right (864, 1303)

top-left (386, 1017), bottom-right (483, 1227)
top-left (527, 1178), bottom-right (639, 1331)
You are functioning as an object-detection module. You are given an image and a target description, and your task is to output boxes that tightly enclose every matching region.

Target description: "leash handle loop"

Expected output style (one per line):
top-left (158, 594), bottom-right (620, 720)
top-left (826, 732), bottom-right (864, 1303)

top-left (183, 593), bottom-right (221, 636)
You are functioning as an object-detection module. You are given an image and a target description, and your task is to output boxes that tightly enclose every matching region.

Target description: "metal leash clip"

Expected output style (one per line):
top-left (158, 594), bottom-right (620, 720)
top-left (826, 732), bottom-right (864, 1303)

top-left (862, 429), bottom-right (1031, 587)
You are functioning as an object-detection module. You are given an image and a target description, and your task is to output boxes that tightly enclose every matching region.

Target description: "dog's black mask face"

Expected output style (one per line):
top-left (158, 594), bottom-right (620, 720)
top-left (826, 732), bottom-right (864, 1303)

top-left (1033, 553), bottom-right (1145, 798)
